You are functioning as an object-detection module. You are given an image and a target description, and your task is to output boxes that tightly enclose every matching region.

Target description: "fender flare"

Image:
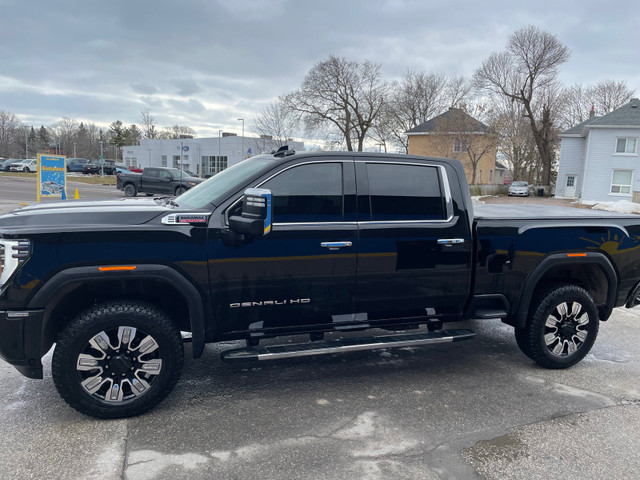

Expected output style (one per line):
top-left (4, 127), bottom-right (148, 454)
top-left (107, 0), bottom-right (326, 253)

top-left (515, 252), bottom-right (618, 329)
top-left (28, 264), bottom-right (206, 358)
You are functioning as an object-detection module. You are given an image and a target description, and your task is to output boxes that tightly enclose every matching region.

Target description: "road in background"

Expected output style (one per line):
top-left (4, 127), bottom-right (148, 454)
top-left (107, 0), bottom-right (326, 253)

top-left (0, 175), bottom-right (122, 213)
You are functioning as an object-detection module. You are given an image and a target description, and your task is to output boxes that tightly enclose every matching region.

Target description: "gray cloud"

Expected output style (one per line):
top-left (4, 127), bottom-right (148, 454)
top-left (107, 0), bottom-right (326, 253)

top-left (1, 0), bottom-right (638, 138)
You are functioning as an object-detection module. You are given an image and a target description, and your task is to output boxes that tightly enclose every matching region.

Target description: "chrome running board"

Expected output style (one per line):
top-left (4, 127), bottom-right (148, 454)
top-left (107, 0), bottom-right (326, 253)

top-left (221, 329), bottom-right (475, 362)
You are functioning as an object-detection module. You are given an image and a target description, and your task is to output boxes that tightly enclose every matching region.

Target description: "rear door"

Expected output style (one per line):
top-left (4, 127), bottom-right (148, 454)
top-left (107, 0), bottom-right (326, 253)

top-left (355, 159), bottom-right (473, 323)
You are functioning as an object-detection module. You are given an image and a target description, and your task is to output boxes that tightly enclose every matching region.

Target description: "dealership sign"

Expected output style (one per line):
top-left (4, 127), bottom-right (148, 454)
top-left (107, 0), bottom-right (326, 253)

top-left (37, 154), bottom-right (67, 201)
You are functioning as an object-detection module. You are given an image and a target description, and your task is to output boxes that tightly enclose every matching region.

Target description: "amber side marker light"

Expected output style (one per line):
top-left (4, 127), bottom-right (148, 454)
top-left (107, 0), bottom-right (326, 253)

top-left (98, 266), bottom-right (137, 272)
top-left (567, 253), bottom-right (587, 258)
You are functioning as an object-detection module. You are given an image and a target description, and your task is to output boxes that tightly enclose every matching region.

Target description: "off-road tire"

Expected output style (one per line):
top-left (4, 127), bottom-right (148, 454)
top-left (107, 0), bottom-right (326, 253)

top-left (52, 302), bottom-right (184, 418)
top-left (519, 284), bottom-right (599, 369)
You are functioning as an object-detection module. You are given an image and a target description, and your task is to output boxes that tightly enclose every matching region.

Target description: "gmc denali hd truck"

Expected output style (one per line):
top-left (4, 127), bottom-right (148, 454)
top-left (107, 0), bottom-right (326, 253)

top-left (1, 148), bottom-right (640, 418)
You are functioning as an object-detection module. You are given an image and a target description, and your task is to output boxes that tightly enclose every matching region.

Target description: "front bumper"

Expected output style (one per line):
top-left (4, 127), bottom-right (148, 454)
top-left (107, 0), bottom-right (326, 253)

top-left (0, 309), bottom-right (44, 379)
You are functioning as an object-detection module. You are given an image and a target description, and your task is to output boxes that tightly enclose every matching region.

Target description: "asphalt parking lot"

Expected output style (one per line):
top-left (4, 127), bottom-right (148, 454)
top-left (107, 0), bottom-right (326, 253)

top-left (1, 192), bottom-right (640, 479)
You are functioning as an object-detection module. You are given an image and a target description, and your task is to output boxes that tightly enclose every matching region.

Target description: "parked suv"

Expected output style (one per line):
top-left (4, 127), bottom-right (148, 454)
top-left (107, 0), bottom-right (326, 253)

top-left (66, 158), bottom-right (90, 173)
top-left (9, 158), bottom-right (37, 173)
top-left (83, 159), bottom-right (116, 175)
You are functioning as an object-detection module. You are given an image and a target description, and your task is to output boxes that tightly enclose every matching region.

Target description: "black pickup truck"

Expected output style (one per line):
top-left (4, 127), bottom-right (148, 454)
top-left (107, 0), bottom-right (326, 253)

top-left (2, 149), bottom-right (640, 418)
top-left (116, 166), bottom-right (203, 197)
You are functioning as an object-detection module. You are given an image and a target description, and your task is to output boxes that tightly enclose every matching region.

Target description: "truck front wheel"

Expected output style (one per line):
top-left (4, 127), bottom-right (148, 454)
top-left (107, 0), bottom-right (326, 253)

top-left (124, 184), bottom-right (137, 197)
top-left (52, 302), bottom-right (184, 418)
top-left (175, 186), bottom-right (187, 196)
top-left (518, 284), bottom-right (599, 369)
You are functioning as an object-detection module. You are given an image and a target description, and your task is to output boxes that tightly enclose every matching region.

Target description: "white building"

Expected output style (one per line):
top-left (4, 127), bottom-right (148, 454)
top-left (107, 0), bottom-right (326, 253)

top-left (556, 99), bottom-right (640, 202)
top-left (122, 135), bottom-right (304, 177)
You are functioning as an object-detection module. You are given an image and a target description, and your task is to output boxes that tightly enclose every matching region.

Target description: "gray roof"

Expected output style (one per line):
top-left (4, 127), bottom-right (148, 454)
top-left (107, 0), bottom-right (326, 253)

top-left (405, 108), bottom-right (488, 134)
top-left (561, 98), bottom-right (640, 136)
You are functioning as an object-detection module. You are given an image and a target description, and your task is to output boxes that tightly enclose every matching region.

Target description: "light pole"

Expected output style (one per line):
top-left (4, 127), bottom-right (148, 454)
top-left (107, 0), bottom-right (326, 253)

top-left (218, 129), bottom-right (222, 174)
top-left (25, 126), bottom-right (29, 159)
top-left (237, 118), bottom-right (244, 161)
top-left (73, 142), bottom-right (77, 158)
top-left (147, 148), bottom-right (151, 167)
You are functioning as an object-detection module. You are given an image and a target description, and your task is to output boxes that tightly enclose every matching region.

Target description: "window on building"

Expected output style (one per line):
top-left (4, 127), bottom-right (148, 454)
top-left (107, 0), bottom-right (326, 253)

top-left (478, 170), bottom-right (482, 183)
top-left (610, 170), bottom-right (632, 194)
top-left (173, 156), bottom-right (180, 168)
top-left (261, 163), bottom-right (343, 223)
top-left (616, 138), bottom-right (638, 154)
top-left (161, 155), bottom-right (167, 167)
top-left (366, 163), bottom-right (445, 221)
top-left (453, 139), bottom-right (462, 153)
top-left (200, 156), bottom-right (228, 175)
top-left (489, 170), bottom-right (493, 182)
top-left (131, 157), bottom-right (137, 167)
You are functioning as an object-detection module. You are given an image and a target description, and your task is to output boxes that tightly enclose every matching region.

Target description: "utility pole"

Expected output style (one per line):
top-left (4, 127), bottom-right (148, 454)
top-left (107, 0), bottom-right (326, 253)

top-left (237, 118), bottom-right (244, 161)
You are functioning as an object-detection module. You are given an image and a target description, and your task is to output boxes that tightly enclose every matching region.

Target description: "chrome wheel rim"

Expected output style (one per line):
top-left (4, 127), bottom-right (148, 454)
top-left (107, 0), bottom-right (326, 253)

top-left (76, 326), bottom-right (163, 403)
top-left (544, 301), bottom-right (590, 357)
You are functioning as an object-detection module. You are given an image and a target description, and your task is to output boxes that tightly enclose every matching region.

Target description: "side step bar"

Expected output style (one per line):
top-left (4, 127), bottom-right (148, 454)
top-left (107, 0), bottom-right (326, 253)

top-left (221, 329), bottom-right (475, 363)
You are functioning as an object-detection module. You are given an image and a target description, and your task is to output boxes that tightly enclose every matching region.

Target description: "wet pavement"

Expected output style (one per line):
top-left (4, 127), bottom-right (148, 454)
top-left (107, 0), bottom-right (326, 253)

top-left (1, 193), bottom-right (640, 479)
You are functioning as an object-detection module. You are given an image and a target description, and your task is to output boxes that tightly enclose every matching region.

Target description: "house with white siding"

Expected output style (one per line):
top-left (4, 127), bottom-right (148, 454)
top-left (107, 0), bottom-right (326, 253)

top-left (556, 98), bottom-right (640, 202)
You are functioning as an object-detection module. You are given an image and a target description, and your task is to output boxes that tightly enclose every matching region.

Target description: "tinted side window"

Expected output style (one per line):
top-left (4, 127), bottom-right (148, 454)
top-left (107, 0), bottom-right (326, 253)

top-left (366, 163), bottom-right (445, 221)
top-left (262, 163), bottom-right (343, 223)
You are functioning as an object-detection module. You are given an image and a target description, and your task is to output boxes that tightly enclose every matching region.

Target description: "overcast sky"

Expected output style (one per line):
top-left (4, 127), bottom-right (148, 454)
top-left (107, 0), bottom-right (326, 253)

top-left (1, 0), bottom-right (638, 140)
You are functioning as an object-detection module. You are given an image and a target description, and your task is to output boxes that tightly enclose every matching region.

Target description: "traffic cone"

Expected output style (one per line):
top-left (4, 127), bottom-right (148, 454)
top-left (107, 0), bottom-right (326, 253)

top-left (74, 189), bottom-right (79, 199)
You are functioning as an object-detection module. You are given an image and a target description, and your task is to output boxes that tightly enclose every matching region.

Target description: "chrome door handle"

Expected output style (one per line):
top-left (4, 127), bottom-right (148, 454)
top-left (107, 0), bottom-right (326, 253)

top-left (437, 238), bottom-right (465, 247)
top-left (321, 241), bottom-right (353, 251)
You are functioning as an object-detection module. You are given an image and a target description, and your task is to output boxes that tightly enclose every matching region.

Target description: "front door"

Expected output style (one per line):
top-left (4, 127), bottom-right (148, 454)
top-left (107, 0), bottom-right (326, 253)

top-left (355, 159), bottom-right (473, 323)
top-left (565, 175), bottom-right (577, 198)
top-left (208, 159), bottom-right (358, 336)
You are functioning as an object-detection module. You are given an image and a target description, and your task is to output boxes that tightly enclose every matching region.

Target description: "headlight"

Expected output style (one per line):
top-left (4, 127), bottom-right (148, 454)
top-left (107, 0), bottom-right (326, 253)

top-left (0, 239), bottom-right (30, 288)
top-left (188, 182), bottom-right (196, 186)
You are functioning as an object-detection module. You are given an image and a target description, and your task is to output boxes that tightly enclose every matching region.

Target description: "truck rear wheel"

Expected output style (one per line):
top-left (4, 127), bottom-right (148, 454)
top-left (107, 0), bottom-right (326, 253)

top-left (518, 284), bottom-right (598, 369)
top-left (124, 184), bottom-right (137, 197)
top-left (52, 302), bottom-right (184, 418)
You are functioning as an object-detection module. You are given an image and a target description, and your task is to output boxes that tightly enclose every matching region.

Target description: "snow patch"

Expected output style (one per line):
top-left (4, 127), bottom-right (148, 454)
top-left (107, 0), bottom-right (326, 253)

top-left (581, 200), bottom-right (640, 214)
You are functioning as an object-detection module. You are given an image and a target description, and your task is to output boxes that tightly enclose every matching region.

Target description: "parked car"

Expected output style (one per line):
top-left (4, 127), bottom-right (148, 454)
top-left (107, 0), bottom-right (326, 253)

top-left (9, 158), bottom-right (37, 173)
top-left (0, 158), bottom-right (23, 172)
top-left (114, 163), bottom-right (133, 174)
top-left (83, 159), bottom-right (116, 175)
top-left (66, 158), bottom-right (90, 173)
top-left (508, 181), bottom-right (530, 197)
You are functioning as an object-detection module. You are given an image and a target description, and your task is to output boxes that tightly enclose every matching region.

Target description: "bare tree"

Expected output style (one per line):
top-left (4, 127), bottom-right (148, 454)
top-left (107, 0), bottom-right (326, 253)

top-left (139, 108), bottom-right (158, 139)
top-left (51, 117), bottom-right (79, 157)
top-left (559, 80), bottom-right (635, 129)
top-left (284, 55), bottom-right (388, 151)
top-left (474, 25), bottom-right (570, 185)
top-left (0, 110), bottom-right (23, 157)
top-left (159, 125), bottom-right (196, 139)
top-left (486, 97), bottom-right (539, 182)
top-left (253, 98), bottom-right (301, 148)
top-left (378, 72), bottom-right (472, 153)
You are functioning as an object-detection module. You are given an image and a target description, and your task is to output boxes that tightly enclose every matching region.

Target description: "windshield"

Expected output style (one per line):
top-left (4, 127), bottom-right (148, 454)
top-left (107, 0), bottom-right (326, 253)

top-left (176, 155), bottom-right (277, 209)
top-left (512, 181), bottom-right (528, 187)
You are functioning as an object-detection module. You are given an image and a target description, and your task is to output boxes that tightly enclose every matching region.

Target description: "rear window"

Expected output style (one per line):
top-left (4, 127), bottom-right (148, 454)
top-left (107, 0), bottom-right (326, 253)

top-left (366, 163), bottom-right (445, 221)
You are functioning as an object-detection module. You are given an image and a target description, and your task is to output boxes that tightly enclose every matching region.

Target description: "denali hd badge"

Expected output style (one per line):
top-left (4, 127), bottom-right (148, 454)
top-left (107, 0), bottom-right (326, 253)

top-left (230, 299), bottom-right (311, 308)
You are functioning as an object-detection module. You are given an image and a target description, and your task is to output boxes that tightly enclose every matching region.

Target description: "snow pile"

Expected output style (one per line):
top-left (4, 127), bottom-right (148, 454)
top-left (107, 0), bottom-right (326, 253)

top-left (582, 200), bottom-right (640, 215)
top-left (471, 196), bottom-right (485, 204)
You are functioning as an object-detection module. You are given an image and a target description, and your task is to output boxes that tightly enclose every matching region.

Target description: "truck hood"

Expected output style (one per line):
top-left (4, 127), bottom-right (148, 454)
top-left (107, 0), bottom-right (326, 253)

top-left (0, 198), bottom-right (174, 234)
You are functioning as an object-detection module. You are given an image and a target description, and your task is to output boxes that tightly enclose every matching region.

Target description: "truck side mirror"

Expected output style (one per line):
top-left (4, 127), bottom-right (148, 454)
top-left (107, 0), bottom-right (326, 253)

top-left (229, 188), bottom-right (273, 237)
